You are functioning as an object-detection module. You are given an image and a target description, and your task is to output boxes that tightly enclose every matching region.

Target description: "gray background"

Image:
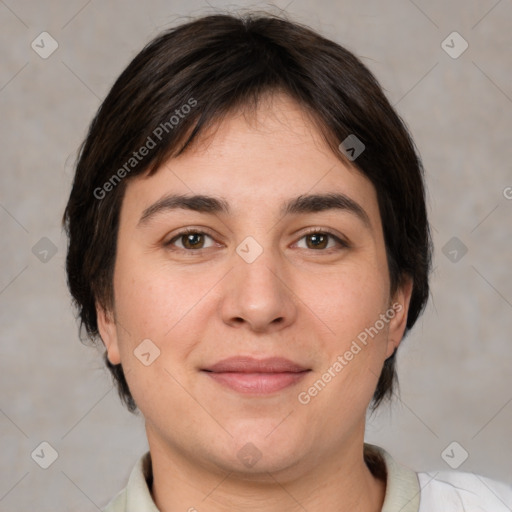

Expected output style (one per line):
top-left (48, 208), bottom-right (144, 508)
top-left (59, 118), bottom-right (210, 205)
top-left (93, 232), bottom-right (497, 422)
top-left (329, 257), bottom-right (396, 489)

top-left (1, 0), bottom-right (511, 510)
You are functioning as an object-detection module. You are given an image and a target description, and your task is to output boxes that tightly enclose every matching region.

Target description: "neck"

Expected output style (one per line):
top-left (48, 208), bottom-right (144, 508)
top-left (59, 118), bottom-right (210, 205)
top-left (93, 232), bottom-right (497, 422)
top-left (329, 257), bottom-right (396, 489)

top-left (147, 430), bottom-right (386, 512)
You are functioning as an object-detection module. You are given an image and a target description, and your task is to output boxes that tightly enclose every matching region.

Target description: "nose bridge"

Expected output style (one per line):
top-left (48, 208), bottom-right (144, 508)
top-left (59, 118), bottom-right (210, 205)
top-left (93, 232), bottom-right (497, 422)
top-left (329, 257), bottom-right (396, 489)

top-left (238, 243), bottom-right (281, 293)
top-left (221, 234), bottom-right (296, 332)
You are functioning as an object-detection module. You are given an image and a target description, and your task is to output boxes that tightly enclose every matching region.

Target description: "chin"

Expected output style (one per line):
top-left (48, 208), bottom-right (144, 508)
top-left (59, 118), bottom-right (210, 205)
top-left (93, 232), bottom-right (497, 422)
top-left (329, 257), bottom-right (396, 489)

top-left (220, 426), bottom-right (308, 475)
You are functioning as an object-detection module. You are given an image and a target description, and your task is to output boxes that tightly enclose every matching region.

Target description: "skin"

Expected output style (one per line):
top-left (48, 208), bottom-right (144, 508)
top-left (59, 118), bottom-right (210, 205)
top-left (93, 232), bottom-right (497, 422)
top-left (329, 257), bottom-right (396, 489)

top-left (97, 92), bottom-right (413, 512)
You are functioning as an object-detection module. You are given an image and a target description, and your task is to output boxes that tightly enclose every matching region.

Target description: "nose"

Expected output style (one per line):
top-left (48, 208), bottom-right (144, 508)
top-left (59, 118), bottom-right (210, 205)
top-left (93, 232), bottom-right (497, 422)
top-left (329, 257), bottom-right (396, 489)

top-left (220, 244), bottom-right (297, 333)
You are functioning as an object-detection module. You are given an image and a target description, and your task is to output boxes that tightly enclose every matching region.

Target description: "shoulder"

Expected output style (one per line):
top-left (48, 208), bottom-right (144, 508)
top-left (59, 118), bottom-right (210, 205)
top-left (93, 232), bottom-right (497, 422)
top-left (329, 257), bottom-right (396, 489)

top-left (365, 443), bottom-right (512, 512)
top-left (417, 470), bottom-right (512, 511)
top-left (103, 489), bottom-right (126, 512)
top-left (103, 488), bottom-right (127, 512)
top-left (102, 452), bottom-right (158, 512)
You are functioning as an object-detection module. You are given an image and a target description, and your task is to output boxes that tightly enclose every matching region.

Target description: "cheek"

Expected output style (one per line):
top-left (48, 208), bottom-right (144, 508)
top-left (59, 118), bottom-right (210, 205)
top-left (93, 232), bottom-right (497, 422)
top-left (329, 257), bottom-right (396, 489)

top-left (302, 314), bottom-right (391, 425)
top-left (113, 257), bottom-right (203, 341)
top-left (111, 258), bottom-right (217, 402)
top-left (314, 262), bottom-right (390, 343)
top-left (111, 262), bottom-right (198, 417)
top-left (305, 264), bottom-right (392, 405)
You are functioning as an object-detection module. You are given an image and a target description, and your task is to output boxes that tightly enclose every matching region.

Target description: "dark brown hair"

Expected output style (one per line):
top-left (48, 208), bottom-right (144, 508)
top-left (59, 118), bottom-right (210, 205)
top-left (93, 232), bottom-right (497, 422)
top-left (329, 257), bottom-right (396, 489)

top-left (63, 11), bottom-right (432, 413)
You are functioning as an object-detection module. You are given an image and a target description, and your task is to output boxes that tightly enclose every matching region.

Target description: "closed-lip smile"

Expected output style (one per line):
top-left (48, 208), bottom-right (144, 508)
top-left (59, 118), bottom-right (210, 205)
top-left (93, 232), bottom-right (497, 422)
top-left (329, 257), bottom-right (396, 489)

top-left (201, 356), bottom-right (311, 394)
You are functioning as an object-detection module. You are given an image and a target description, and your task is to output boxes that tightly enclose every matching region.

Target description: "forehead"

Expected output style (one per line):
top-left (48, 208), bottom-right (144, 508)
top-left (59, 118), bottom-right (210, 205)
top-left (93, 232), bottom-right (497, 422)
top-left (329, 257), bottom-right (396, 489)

top-left (121, 93), bottom-right (381, 227)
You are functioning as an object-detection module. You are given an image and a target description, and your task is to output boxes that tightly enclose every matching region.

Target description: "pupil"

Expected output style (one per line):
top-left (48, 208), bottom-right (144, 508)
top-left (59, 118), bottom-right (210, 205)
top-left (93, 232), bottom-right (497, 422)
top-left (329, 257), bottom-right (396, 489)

top-left (186, 233), bottom-right (202, 248)
top-left (309, 234), bottom-right (326, 249)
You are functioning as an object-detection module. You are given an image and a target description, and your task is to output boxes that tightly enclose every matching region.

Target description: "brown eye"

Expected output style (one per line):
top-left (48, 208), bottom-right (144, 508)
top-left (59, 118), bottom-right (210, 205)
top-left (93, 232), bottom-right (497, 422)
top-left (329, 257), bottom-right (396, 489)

top-left (168, 231), bottom-right (215, 251)
top-left (181, 233), bottom-right (205, 249)
top-left (296, 231), bottom-right (345, 251)
top-left (305, 233), bottom-right (329, 249)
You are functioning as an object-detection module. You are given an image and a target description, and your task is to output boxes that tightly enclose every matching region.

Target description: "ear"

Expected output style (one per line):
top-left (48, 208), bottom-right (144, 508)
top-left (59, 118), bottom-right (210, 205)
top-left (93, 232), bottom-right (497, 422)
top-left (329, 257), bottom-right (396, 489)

top-left (385, 276), bottom-right (414, 358)
top-left (96, 303), bottom-right (121, 365)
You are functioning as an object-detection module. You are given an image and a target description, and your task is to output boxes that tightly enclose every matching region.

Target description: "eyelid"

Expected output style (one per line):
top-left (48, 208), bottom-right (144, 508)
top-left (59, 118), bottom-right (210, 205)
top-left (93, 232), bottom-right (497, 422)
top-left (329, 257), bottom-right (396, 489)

top-left (165, 227), bottom-right (219, 249)
top-left (294, 226), bottom-right (350, 249)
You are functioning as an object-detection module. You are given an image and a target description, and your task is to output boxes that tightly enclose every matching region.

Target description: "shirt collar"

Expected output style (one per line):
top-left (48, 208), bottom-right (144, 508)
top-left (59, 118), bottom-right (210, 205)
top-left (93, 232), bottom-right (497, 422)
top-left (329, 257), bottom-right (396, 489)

top-left (366, 443), bottom-right (421, 512)
top-left (104, 443), bottom-right (420, 512)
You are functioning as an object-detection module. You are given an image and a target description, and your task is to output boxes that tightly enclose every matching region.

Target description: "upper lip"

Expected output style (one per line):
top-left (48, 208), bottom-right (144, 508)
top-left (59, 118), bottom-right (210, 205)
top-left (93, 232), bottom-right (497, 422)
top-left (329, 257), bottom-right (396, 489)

top-left (203, 356), bottom-right (310, 373)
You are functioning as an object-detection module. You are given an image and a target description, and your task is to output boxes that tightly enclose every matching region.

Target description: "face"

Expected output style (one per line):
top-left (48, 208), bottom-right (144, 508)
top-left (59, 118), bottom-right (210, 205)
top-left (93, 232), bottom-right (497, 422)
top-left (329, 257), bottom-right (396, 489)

top-left (98, 93), bottom-right (412, 480)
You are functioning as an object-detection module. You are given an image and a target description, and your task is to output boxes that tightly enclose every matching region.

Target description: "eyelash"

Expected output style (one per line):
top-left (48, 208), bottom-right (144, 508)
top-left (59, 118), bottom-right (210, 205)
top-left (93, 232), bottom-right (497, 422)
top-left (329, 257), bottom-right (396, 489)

top-left (165, 227), bottom-right (349, 254)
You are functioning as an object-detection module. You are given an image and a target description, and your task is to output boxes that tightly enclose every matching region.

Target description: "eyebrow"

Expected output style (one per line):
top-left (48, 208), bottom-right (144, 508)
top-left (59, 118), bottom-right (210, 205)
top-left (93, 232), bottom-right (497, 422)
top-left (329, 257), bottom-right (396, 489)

top-left (138, 192), bottom-right (371, 228)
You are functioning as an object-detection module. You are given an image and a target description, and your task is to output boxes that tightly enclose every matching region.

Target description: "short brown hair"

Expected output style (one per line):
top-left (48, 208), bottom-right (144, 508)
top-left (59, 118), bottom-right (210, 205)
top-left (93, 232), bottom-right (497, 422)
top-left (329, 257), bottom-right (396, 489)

top-left (63, 12), bottom-right (432, 413)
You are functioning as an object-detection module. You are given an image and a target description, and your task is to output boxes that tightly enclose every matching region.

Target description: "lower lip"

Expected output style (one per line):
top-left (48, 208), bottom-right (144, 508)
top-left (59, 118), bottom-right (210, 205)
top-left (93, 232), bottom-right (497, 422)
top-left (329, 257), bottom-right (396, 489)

top-left (203, 371), bottom-right (309, 394)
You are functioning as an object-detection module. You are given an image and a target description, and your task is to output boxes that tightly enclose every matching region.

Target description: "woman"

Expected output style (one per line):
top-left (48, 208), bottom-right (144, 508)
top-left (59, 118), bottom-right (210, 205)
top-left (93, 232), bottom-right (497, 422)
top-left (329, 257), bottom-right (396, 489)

top-left (63, 12), bottom-right (512, 511)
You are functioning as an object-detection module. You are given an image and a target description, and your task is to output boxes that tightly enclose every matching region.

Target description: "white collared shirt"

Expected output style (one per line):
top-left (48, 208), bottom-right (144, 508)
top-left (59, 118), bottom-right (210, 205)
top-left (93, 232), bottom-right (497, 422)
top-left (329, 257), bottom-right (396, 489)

top-left (103, 443), bottom-right (512, 511)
